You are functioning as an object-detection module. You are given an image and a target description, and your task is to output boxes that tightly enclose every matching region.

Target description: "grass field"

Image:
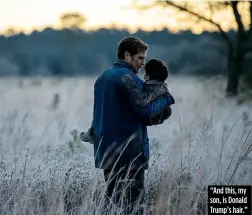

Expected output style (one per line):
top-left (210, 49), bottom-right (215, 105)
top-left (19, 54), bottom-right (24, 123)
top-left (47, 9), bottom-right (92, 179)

top-left (0, 76), bottom-right (251, 215)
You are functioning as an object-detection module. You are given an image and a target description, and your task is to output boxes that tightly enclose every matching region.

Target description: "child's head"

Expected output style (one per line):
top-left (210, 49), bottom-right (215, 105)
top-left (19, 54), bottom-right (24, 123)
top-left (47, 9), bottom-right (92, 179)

top-left (144, 58), bottom-right (168, 82)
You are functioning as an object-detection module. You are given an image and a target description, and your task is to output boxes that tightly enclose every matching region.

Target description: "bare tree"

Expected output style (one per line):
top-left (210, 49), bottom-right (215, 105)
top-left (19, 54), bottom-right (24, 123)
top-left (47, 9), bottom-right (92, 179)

top-left (4, 27), bottom-right (18, 37)
top-left (60, 12), bottom-right (86, 30)
top-left (134, 1), bottom-right (252, 96)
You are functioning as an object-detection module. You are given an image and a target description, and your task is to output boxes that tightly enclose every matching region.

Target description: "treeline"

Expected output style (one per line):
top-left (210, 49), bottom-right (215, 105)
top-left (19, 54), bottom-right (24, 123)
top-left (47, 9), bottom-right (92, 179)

top-left (0, 27), bottom-right (247, 77)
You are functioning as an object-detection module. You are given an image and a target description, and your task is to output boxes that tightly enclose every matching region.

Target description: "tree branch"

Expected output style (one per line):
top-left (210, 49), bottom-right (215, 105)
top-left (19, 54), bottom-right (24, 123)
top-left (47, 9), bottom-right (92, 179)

top-left (165, 1), bottom-right (233, 50)
top-left (249, 1), bottom-right (252, 33)
top-left (230, 2), bottom-right (245, 36)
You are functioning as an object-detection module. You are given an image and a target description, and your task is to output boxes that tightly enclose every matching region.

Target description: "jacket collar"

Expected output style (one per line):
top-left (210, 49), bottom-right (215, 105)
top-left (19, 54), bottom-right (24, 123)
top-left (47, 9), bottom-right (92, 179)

top-left (113, 60), bottom-right (137, 73)
top-left (145, 80), bottom-right (166, 85)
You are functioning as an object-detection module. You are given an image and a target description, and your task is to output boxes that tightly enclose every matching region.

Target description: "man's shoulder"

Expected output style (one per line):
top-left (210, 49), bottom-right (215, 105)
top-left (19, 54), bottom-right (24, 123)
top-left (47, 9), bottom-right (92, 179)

top-left (96, 65), bottom-right (143, 87)
top-left (95, 67), bottom-right (131, 86)
top-left (106, 66), bottom-right (142, 82)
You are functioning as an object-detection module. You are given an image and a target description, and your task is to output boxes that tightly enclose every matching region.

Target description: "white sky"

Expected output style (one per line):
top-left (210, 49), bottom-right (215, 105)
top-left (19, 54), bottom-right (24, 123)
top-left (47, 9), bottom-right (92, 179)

top-left (0, 0), bottom-right (250, 34)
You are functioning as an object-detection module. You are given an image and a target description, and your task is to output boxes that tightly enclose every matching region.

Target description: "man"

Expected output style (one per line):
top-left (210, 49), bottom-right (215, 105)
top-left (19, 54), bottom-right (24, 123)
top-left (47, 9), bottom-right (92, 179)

top-left (92, 36), bottom-right (174, 212)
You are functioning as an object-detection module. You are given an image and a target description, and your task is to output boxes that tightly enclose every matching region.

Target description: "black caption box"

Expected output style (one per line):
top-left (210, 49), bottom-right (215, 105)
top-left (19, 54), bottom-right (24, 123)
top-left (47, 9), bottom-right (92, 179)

top-left (208, 185), bottom-right (251, 215)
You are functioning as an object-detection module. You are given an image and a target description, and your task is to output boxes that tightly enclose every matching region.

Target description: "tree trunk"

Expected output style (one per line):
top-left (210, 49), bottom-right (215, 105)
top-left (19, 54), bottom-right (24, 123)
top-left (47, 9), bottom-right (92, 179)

top-left (226, 3), bottom-right (245, 97)
top-left (225, 1), bottom-right (247, 96)
top-left (226, 48), bottom-right (244, 96)
top-left (249, 2), bottom-right (252, 34)
top-left (226, 59), bottom-right (240, 96)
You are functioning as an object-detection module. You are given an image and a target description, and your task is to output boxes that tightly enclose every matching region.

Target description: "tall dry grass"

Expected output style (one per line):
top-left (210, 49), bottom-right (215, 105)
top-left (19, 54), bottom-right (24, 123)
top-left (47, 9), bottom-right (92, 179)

top-left (0, 76), bottom-right (251, 215)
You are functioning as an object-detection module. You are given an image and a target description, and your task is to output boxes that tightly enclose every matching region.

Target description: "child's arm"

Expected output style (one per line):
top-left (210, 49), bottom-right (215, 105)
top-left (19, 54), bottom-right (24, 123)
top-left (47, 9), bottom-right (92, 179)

top-left (122, 74), bottom-right (169, 107)
top-left (121, 73), bottom-right (175, 125)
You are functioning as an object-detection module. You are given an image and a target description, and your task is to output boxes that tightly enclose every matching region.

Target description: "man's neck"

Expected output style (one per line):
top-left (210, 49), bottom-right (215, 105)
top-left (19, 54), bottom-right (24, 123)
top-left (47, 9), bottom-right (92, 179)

top-left (114, 60), bottom-right (137, 74)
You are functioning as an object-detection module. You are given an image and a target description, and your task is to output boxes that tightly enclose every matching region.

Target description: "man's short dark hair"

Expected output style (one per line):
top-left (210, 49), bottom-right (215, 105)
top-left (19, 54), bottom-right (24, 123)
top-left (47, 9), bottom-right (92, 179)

top-left (117, 36), bottom-right (148, 60)
top-left (145, 59), bottom-right (168, 82)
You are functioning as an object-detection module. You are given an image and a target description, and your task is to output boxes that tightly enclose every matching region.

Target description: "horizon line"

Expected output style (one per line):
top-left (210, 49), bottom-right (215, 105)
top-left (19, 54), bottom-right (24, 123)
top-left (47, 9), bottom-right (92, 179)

top-left (0, 25), bottom-right (236, 37)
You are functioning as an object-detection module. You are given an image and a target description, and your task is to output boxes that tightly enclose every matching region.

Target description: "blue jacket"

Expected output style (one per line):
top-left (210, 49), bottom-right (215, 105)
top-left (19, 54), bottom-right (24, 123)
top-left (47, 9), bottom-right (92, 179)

top-left (92, 60), bottom-right (174, 170)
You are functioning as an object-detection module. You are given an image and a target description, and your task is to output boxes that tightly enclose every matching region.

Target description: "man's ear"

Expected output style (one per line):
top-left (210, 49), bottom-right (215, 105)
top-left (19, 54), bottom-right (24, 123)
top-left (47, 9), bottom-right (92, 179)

top-left (124, 51), bottom-right (131, 61)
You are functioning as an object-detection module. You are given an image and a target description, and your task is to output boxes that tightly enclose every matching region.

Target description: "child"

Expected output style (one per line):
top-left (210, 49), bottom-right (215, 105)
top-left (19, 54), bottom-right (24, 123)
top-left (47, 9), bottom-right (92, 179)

top-left (70, 58), bottom-right (174, 145)
top-left (142, 58), bottom-right (174, 125)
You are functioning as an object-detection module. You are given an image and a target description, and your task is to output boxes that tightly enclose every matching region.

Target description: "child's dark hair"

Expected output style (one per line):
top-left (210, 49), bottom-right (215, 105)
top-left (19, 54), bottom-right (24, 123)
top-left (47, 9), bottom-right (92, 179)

top-left (144, 59), bottom-right (168, 82)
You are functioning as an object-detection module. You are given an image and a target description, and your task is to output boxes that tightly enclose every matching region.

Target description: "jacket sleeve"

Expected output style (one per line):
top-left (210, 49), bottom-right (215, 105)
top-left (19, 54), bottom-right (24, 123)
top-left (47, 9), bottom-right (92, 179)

top-left (121, 74), bottom-right (168, 107)
top-left (145, 106), bottom-right (172, 126)
top-left (121, 74), bottom-right (175, 122)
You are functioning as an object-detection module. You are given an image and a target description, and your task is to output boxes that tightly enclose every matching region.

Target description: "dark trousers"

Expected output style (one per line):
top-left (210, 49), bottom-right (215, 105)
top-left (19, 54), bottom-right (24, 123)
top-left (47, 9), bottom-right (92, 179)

top-left (103, 167), bottom-right (145, 213)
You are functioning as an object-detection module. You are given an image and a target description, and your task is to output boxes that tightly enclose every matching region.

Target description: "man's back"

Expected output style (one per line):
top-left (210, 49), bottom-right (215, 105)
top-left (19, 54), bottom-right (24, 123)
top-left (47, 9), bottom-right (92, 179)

top-left (92, 61), bottom-right (149, 170)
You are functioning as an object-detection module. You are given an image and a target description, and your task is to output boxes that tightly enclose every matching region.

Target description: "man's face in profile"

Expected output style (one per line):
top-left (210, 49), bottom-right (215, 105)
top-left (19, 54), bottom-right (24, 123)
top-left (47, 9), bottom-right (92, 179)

top-left (125, 51), bottom-right (147, 73)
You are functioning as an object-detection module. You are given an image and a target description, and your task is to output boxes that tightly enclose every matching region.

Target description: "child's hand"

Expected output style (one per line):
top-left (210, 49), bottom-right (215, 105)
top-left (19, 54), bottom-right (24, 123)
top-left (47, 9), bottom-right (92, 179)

top-left (68, 128), bottom-right (83, 152)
